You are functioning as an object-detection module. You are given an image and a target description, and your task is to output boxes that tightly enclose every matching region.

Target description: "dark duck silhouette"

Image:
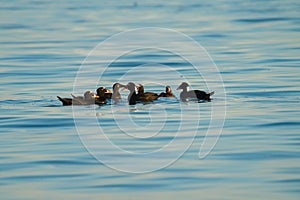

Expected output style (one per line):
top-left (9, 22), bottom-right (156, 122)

top-left (176, 82), bottom-right (214, 102)
top-left (158, 86), bottom-right (175, 98)
top-left (96, 87), bottom-right (112, 100)
top-left (126, 82), bottom-right (138, 105)
top-left (95, 87), bottom-right (110, 105)
top-left (136, 84), bottom-right (159, 102)
top-left (125, 82), bottom-right (158, 105)
top-left (57, 91), bottom-right (98, 106)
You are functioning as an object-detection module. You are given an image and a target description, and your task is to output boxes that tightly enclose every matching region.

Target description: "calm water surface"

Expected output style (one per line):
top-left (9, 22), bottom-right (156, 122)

top-left (1, 0), bottom-right (300, 199)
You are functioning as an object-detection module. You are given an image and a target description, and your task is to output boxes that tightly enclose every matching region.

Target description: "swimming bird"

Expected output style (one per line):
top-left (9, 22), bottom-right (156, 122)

top-left (95, 87), bottom-right (109, 105)
top-left (96, 87), bottom-right (111, 100)
top-left (57, 91), bottom-right (98, 106)
top-left (136, 84), bottom-right (159, 102)
top-left (176, 82), bottom-right (214, 102)
top-left (111, 83), bottom-right (126, 100)
top-left (158, 86), bottom-right (175, 98)
top-left (126, 82), bottom-right (138, 105)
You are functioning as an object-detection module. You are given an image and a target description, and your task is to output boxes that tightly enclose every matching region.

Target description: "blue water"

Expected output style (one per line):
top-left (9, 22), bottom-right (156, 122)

top-left (1, 0), bottom-right (300, 199)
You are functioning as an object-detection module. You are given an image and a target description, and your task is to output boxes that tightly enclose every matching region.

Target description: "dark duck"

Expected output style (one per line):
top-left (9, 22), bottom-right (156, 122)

top-left (95, 87), bottom-right (110, 105)
top-left (176, 82), bottom-right (214, 102)
top-left (57, 91), bottom-right (98, 106)
top-left (97, 87), bottom-right (111, 100)
top-left (158, 86), bottom-right (175, 98)
top-left (125, 82), bottom-right (158, 105)
top-left (136, 84), bottom-right (159, 102)
top-left (126, 82), bottom-right (138, 105)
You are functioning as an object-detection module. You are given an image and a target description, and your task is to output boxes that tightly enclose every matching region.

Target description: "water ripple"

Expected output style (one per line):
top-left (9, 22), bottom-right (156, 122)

top-left (217, 150), bottom-right (300, 160)
top-left (234, 17), bottom-right (294, 23)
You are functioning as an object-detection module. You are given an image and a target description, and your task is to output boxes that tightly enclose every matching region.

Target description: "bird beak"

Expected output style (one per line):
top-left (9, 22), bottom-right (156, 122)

top-left (95, 95), bottom-right (100, 99)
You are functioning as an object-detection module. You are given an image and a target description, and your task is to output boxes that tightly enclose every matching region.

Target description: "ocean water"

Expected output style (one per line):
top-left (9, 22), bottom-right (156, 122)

top-left (1, 0), bottom-right (300, 199)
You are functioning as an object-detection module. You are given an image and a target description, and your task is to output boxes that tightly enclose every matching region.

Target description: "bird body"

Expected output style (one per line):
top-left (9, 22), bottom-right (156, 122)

top-left (57, 91), bottom-right (98, 106)
top-left (111, 83), bottom-right (126, 101)
top-left (95, 87), bottom-right (109, 105)
top-left (177, 82), bottom-right (214, 102)
top-left (158, 86), bottom-right (175, 98)
top-left (125, 82), bottom-right (159, 105)
top-left (136, 84), bottom-right (159, 102)
top-left (126, 82), bottom-right (138, 105)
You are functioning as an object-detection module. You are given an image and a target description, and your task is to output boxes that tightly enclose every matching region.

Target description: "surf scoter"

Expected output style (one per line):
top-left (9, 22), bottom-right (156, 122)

top-left (57, 91), bottom-right (98, 106)
top-left (126, 82), bottom-right (138, 105)
top-left (176, 82), bottom-right (214, 102)
top-left (111, 83), bottom-right (126, 100)
top-left (96, 87), bottom-right (111, 100)
top-left (136, 84), bottom-right (159, 102)
top-left (95, 87), bottom-right (108, 105)
top-left (158, 86), bottom-right (175, 98)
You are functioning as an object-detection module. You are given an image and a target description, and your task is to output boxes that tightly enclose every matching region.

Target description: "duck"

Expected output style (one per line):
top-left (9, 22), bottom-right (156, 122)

top-left (126, 82), bottom-right (138, 105)
top-left (111, 83), bottom-right (126, 100)
top-left (136, 84), bottom-right (159, 102)
top-left (176, 82), bottom-right (214, 102)
top-left (158, 86), bottom-right (175, 98)
top-left (95, 87), bottom-right (109, 105)
top-left (57, 91), bottom-right (98, 106)
top-left (96, 87), bottom-right (111, 100)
